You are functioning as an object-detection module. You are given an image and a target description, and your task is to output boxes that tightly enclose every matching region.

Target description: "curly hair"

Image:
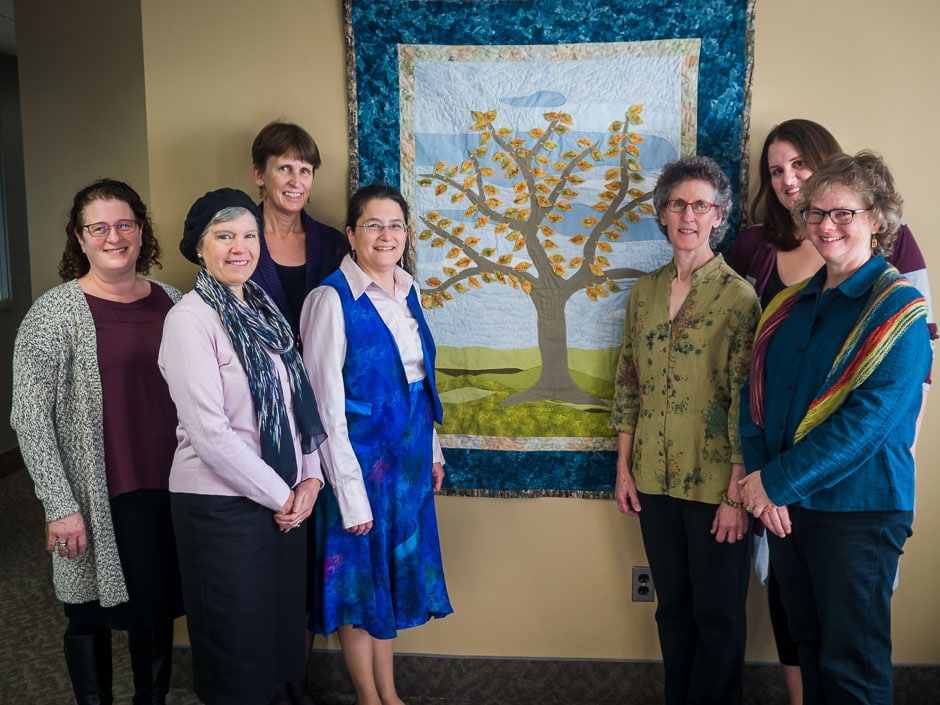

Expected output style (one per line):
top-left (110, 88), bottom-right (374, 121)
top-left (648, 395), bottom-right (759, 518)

top-left (794, 151), bottom-right (903, 257)
top-left (58, 179), bottom-right (162, 281)
top-left (653, 155), bottom-right (732, 248)
top-left (750, 119), bottom-right (842, 251)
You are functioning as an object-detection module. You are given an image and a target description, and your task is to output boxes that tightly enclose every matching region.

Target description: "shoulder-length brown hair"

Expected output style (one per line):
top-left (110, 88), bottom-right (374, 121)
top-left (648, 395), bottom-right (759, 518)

top-left (750, 119), bottom-right (842, 251)
top-left (58, 179), bottom-right (162, 281)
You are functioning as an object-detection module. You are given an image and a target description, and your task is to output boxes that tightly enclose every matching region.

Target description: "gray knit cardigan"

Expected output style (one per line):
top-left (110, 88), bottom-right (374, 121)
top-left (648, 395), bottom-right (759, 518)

top-left (10, 279), bottom-right (182, 607)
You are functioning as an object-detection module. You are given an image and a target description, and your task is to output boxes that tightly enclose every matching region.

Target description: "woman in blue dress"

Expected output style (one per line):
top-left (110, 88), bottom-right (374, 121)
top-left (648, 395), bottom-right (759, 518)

top-left (299, 183), bottom-right (452, 705)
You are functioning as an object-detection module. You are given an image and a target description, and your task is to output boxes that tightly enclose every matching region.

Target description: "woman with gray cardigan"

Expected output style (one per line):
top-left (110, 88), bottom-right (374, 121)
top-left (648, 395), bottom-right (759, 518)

top-left (11, 179), bottom-right (184, 705)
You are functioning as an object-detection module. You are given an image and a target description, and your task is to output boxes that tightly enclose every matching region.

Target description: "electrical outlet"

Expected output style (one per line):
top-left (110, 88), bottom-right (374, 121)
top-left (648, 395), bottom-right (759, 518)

top-left (632, 565), bottom-right (655, 602)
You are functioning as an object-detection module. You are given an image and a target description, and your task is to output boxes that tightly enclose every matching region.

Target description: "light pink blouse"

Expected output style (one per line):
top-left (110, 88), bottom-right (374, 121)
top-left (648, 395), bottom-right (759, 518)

top-left (159, 290), bottom-right (323, 512)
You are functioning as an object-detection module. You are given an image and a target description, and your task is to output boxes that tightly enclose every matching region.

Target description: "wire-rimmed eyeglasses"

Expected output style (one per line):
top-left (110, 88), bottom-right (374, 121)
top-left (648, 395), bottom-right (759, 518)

top-left (357, 221), bottom-right (408, 234)
top-left (81, 220), bottom-right (141, 238)
top-left (665, 199), bottom-right (717, 215)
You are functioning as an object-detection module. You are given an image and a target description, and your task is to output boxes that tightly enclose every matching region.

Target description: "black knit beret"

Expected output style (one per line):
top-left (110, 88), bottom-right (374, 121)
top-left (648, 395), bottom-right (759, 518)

top-left (179, 188), bottom-right (260, 264)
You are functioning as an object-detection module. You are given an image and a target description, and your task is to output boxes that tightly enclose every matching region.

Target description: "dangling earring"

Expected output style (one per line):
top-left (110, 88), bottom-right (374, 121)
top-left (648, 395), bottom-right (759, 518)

top-left (871, 236), bottom-right (878, 249)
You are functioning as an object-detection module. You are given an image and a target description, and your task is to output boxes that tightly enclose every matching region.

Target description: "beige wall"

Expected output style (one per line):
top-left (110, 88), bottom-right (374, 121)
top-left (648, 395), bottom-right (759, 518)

top-left (16, 0), bottom-right (151, 299)
top-left (0, 53), bottom-right (33, 453)
top-left (15, 0), bottom-right (940, 663)
top-left (139, 0), bottom-right (350, 290)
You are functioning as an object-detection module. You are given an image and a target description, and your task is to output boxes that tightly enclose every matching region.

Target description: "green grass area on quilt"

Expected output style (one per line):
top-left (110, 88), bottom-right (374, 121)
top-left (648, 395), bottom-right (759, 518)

top-left (435, 346), bottom-right (618, 438)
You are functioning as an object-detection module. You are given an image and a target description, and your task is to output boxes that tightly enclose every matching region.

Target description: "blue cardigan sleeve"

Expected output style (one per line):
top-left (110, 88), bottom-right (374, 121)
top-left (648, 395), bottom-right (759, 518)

top-left (759, 319), bottom-right (931, 507)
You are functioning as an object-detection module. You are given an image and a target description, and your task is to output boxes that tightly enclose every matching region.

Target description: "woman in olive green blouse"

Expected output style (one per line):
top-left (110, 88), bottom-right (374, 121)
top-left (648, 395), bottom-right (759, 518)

top-left (609, 155), bottom-right (760, 705)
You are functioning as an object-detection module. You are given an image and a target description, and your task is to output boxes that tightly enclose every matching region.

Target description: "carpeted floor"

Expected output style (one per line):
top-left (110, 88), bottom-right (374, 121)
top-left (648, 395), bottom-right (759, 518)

top-left (3, 465), bottom-right (938, 705)
top-left (0, 468), bottom-right (197, 704)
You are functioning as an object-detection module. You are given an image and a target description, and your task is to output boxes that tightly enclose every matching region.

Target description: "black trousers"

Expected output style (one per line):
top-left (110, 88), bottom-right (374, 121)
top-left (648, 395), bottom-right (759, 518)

top-left (638, 493), bottom-right (750, 705)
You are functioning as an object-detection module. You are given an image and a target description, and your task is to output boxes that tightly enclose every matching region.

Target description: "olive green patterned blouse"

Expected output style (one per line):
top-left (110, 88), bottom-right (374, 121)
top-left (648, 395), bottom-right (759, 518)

top-left (609, 255), bottom-right (761, 504)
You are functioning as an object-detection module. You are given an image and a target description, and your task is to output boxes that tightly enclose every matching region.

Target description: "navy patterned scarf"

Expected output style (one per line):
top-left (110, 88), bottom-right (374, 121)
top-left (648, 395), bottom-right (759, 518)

top-left (195, 267), bottom-right (325, 485)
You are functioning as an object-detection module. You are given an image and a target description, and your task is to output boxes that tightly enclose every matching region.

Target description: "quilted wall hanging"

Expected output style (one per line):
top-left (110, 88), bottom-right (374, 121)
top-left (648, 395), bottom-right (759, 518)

top-left (344, 0), bottom-right (756, 497)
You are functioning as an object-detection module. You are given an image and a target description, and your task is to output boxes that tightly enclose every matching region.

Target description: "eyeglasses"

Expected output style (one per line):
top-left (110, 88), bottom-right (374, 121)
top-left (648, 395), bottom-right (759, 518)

top-left (81, 220), bottom-right (141, 238)
top-left (357, 221), bottom-right (408, 234)
top-left (665, 199), bottom-right (717, 215)
top-left (801, 208), bottom-right (870, 225)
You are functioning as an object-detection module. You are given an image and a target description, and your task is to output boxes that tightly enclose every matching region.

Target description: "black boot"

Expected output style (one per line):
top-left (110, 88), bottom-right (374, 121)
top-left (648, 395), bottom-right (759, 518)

top-left (272, 683), bottom-right (292, 705)
top-left (128, 622), bottom-right (174, 705)
top-left (285, 675), bottom-right (317, 705)
top-left (63, 626), bottom-right (113, 705)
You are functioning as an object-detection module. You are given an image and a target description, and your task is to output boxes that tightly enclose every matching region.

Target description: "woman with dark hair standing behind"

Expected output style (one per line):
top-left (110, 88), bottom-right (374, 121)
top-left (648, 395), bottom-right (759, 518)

top-left (12, 178), bottom-right (183, 704)
top-left (250, 121), bottom-right (345, 704)
top-left (730, 118), bottom-right (933, 330)
top-left (250, 121), bottom-right (346, 343)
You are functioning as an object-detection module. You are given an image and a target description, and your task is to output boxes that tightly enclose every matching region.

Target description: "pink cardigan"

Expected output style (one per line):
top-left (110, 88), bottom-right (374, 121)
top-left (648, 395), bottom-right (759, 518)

top-left (159, 290), bottom-right (323, 511)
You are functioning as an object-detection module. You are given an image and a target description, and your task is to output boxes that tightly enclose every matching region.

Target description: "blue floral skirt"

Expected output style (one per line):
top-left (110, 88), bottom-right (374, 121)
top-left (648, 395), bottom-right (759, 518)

top-left (310, 385), bottom-right (453, 639)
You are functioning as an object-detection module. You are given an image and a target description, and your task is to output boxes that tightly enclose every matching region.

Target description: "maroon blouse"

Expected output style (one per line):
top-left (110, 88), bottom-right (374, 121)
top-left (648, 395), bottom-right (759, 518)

top-left (85, 285), bottom-right (178, 499)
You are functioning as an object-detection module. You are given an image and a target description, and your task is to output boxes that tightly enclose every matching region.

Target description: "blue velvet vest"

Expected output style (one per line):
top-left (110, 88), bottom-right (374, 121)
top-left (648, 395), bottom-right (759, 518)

top-left (322, 270), bottom-right (443, 445)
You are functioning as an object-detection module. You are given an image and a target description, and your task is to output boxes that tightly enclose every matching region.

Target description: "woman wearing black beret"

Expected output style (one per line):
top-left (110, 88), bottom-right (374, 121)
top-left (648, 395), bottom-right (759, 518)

top-left (159, 188), bottom-right (326, 705)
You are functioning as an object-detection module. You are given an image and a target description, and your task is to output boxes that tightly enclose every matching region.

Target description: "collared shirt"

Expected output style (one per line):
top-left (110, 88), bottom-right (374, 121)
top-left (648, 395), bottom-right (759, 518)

top-left (740, 256), bottom-right (932, 512)
top-left (609, 255), bottom-right (760, 504)
top-left (300, 255), bottom-right (443, 527)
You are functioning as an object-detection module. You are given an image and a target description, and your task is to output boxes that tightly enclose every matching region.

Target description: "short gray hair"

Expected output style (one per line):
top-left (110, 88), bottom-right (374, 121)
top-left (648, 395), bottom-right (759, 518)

top-left (652, 155), bottom-right (733, 247)
top-left (196, 206), bottom-right (258, 253)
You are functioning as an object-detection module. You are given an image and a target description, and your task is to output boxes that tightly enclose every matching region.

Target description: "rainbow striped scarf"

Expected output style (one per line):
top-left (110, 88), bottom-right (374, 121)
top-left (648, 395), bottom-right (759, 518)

top-left (749, 264), bottom-right (927, 444)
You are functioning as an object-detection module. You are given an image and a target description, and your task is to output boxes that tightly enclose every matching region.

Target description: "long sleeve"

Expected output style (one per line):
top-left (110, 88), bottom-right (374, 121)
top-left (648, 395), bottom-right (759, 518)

top-left (11, 299), bottom-right (82, 522)
top-left (751, 259), bottom-right (932, 511)
top-left (301, 449), bottom-right (324, 484)
top-left (299, 286), bottom-right (373, 527)
top-left (889, 224), bottom-right (936, 342)
top-left (726, 294), bottom-right (762, 463)
top-left (608, 286), bottom-right (641, 434)
top-left (761, 320), bottom-right (930, 508)
top-left (158, 295), bottom-right (294, 512)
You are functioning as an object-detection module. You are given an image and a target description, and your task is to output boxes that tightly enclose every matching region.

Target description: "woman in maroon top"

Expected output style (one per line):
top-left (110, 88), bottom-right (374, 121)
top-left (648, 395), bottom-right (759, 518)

top-left (12, 179), bottom-right (183, 704)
